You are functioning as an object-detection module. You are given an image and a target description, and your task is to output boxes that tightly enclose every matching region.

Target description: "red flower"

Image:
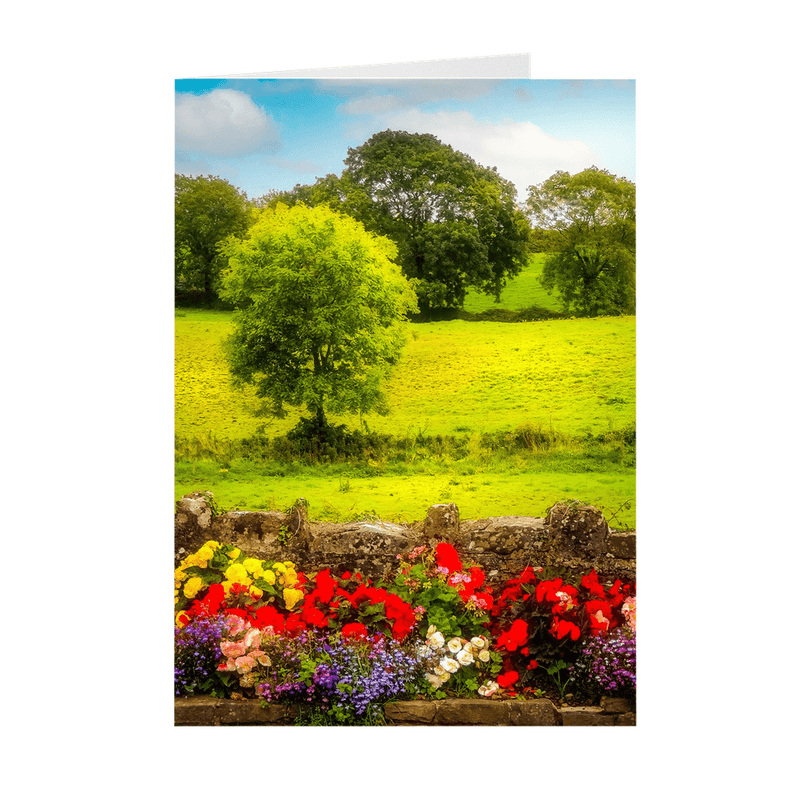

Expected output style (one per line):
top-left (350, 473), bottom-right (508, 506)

top-left (313, 569), bottom-right (337, 604)
top-left (536, 578), bottom-right (563, 604)
top-left (341, 622), bottom-right (368, 640)
top-left (497, 619), bottom-right (529, 652)
top-left (251, 604), bottom-right (286, 634)
top-left (497, 671), bottom-right (519, 688)
top-left (341, 571), bottom-right (352, 581)
top-left (435, 542), bottom-right (462, 574)
top-left (468, 566), bottom-right (485, 591)
top-left (527, 660), bottom-right (539, 670)
top-left (301, 606), bottom-right (329, 628)
top-left (581, 570), bottom-right (606, 598)
top-left (284, 613), bottom-right (306, 635)
top-left (550, 618), bottom-right (581, 640)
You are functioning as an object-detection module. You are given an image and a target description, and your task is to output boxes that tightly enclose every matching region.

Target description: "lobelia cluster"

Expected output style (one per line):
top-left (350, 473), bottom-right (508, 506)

top-left (174, 615), bottom-right (233, 696)
top-left (569, 626), bottom-right (636, 700)
top-left (254, 629), bottom-right (420, 724)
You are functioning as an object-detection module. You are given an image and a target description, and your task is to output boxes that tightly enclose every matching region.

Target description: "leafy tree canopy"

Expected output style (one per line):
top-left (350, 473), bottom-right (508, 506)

top-left (268, 131), bottom-right (531, 315)
top-left (526, 167), bottom-right (635, 317)
top-left (175, 174), bottom-right (250, 300)
top-left (218, 203), bottom-right (418, 431)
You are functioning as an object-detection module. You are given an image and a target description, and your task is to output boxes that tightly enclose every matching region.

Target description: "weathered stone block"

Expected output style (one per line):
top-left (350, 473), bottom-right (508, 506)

top-left (174, 697), bottom-right (297, 726)
top-left (545, 502), bottom-right (609, 559)
top-left (560, 706), bottom-right (615, 726)
top-left (423, 503), bottom-right (460, 539)
top-left (616, 712), bottom-right (637, 726)
top-left (434, 699), bottom-right (510, 725)
top-left (600, 696), bottom-right (631, 714)
top-left (508, 699), bottom-right (561, 726)
top-left (459, 516), bottom-right (546, 556)
top-left (384, 700), bottom-right (438, 725)
top-left (309, 521), bottom-right (410, 556)
top-left (607, 531), bottom-right (636, 559)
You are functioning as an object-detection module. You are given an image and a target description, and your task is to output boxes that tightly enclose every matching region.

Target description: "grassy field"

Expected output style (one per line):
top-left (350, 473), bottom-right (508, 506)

top-left (175, 255), bottom-right (636, 527)
top-left (175, 312), bottom-right (634, 442)
top-left (462, 253), bottom-right (561, 314)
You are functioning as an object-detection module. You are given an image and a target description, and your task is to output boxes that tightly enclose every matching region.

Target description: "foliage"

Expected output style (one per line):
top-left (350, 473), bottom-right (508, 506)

top-left (527, 167), bottom-right (635, 317)
top-left (219, 203), bottom-right (418, 432)
top-left (390, 543), bottom-right (494, 641)
top-left (175, 174), bottom-right (250, 301)
top-left (276, 131), bottom-right (531, 314)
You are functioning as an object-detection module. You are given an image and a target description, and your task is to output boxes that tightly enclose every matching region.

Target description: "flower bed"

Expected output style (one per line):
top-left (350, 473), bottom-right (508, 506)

top-left (175, 539), bottom-right (636, 725)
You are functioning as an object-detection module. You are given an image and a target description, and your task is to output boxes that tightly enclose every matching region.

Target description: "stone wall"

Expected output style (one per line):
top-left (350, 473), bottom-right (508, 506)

top-left (174, 696), bottom-right (635, 726)
top-left (175, 492), bottom-right (636, 584)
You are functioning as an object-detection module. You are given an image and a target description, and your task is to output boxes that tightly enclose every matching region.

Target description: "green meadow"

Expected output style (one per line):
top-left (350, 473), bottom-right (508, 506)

top-left (462, 253), bottom-right (561, 314)
top-left (175, 256), bottom-right (636, 528)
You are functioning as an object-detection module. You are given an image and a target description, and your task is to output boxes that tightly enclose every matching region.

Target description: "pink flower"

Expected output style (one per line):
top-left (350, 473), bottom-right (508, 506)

top-left (234, 655), bottom-right (256, 674)
top-left (220, 640), bottom-right (247, 659)
top-left (242, 628), bottom-right (262, 650)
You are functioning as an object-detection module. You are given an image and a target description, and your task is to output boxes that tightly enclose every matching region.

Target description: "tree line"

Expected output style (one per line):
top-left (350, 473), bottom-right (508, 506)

top-left (175, 130), bottom-right (635, 319)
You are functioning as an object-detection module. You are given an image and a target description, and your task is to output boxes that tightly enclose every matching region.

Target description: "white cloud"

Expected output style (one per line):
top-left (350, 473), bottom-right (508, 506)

top-left (347, 107), bottom-right (598, 199)
top-left (175, 89), bottom-right (281, 157)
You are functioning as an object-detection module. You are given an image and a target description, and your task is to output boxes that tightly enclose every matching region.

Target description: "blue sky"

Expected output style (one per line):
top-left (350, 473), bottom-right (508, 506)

top-left (175, 78), bottom-right (634, 203)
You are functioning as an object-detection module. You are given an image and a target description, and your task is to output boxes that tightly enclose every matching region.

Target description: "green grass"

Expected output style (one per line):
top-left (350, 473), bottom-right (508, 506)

top-left (175, 275), bottom-right (636, 527)
top-left (462, 253), bottom-right (561, 314)
top-left (175, 454), bottom-right (636, 529)
top-left (175, 311), bottom-right (634, 443)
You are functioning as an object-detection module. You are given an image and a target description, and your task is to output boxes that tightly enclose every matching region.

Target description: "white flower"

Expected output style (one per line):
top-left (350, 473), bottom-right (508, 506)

top-left (456, 648), bottom-right (474, 666)
top-left (426, 624), bottom-right (438, 638)
top-left (447, 637), bottom-right (463, 654)
top-left (440, 656), bottom-right (460, 674)
top-left (427, 631), bottom-right (445, 649)
top-left (478, 649), bottom-right (491, 663)
top-left (477, 680), bottom-right (500, 697)
top-left (425, 673), bottom-right (443, 688)
top-left (471, 636), bottom-right (488, 650)
top-left (416, 643), bottom-right (433, 659)
top-left (433, 664), bottom-right (447, 678)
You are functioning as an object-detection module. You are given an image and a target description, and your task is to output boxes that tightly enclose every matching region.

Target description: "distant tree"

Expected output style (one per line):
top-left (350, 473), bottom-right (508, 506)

top-left (175, 175), bottom-right (249, 300)
top-left (218, 203), bottom-right (418, 433)
top-left (527, 167), bottom-right (635, 316)
top-left (277, 131), bottom-right (531, 315)
top-left (342, 131), bottom-right (531, 314)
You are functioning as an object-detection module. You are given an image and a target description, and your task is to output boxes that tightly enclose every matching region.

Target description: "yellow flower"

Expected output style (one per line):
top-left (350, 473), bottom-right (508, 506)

top-left (283, 587), bottom-right (303, 610)
top-left (175, 611), bottom-right (189, 628)
top-left (243, 558), bottom-right (264, 579)
top-left (283, 568), bottom-right (299, 588)
top-left (262, 569), bottom-right (276, 585)
top-left (183, 576), bottom-right (204, 599)
top-left (204, 540), bottom-right (220, 550)
top-left (195, 545), bottom-right (214, 565)
top-left (283, 561), bottom-right (295, 568)
top-left (227, 547), bottom-right (241, 561)
top-left (224, 563), bottom-right (250, 584)
top-left (249, 586), bottom-right (263, 600)
top-left (273, 562), bottom-right (287, 574)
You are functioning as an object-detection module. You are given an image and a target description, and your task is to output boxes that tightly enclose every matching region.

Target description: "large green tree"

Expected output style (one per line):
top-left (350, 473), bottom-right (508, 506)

top-left (271, 131), bottom-right (531, 314)
top-left (527, 167), bottom-right (636, 317)
top-left (218, 203), bottom-right (418, 430)
top-left (175, 174), bottom-right (249, 300)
